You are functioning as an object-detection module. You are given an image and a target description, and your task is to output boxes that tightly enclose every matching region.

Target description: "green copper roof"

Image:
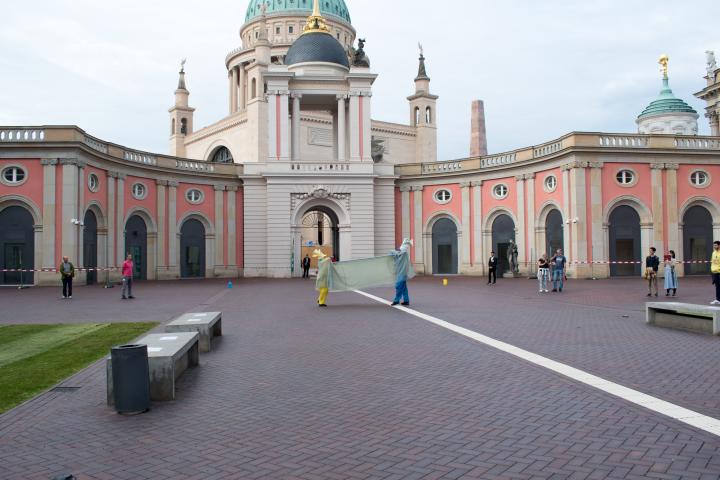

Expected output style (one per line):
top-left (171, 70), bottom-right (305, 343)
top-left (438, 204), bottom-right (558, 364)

top-left (638, 77), bottom-right (697, 120)
top-left (245, 0), bottom-right (351, 24)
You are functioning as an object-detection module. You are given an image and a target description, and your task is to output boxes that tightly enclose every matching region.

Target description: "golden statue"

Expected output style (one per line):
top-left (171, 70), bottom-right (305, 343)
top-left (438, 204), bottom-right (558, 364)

top-left (303, 0), bottom-right (331, 34)
top-left (659, 54), bottom-right (669, 78)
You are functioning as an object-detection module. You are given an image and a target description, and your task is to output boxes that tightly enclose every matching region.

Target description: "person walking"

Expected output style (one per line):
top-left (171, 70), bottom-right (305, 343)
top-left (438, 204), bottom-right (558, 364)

top-left (121, 254), bottom-right (135, 300)
top-left (302, 254), bottom-right (311, 278)
top-left (391, 239), bottom-right (413, 306)
top-left (711, 241), bottom-right (720, 305)
top-left (664, 250), bottom-right (679, 297)
top-left (550, 249), bottom-right (567, 292)
top-left (58, 256), bottom-right (75, 299)
top-left (487, 251), bottom-right (498, 285)
top-left (537, 254), bottom-right (550, 293)
top-left (645, 247), bottom-right (660, 297)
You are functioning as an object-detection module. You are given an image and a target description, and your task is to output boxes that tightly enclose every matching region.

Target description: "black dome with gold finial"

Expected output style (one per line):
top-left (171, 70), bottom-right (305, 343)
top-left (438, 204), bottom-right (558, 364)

top-left (285, 0), bottom-right (350, 68)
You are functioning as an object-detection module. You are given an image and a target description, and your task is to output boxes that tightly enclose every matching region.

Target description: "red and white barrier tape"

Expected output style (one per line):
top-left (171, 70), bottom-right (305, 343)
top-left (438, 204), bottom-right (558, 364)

top-left (0, 267), bottom-right (121, 273)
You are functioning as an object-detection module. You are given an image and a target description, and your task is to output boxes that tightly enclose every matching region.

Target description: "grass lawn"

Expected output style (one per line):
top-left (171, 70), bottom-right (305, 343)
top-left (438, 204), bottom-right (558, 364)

top-left (0, 322), bottom-right (158, 414)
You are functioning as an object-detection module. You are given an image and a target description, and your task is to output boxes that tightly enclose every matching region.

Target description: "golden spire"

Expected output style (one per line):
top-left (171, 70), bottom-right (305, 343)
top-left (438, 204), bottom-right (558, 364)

top-left (303, 0), bottom-right (331, 34)
top-left (659, 54), bottom-right (669, 79)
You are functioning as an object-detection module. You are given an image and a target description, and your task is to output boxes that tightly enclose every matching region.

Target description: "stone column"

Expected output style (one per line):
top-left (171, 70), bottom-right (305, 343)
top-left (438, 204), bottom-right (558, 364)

top-left (400, 186), bottom-right (411, 242)
top-left (115, 173), bottom-right (126, 267)
top-left (268, 90), bottom-right (291, 161)
top-left (106, 173), bottom-right (116, 276)
top-left (525, 173), bottom-right (536, 266)
top-left (60, 159), bottom-right (79, 262)
top-left (337, 95), bottom-right (347, 161)
top-left (589, 162), bottom-right (606, 278)
top-left (239, 65), bottom-right (247, 111)
top-left (227, 187), bottom-right (238, 275)
top-left (561, 166), bottom-right (571, 264)
top-left (228, 71), bottom-right (233, 114)
top-left (156, 180), bottom-right (168, 276)
top-left (291, 94), bottom-right (302, 161)
top-left (569, 163), bottom-right (589, 276)
top-left (412, 186), bottom-right (424, 273)
top-left (168, 181), bottom-right (178, 275)
top-left (460, 182), bottom-right (472, 272)
top-left (665, 163), bottom-right (681, 275)
top-left (515, 175), bottom-right (526, 274)
top-left (650, 163), bottom-right (665, 250)
top-left (76, 161), bottom-right (86, 269)
top-left (348, 92), bottom-right (361, 161)
top-left (231, 67), bottom-right (238, 114)
top-left (472, 181), bottom-right (483, 272)
top-left (214, 185), bottom-right (225, 275)
top-left (40, 159), bottom-right (57, 269)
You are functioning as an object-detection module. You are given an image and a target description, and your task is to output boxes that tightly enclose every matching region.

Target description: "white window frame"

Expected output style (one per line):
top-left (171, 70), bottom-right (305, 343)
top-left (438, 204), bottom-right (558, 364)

top-left (433, 188), bottom-right (452, 205)
top-left (543, 175), bottom-right (558, 193)
top-left (0, 165), bottom-right (28, 187)
top-left (185, 188), bottom-right (205, 205)
top-left (689, 170), bottom-right (711, 189)
top-left (88, 173), bottom-right (100, 193)
top-left (615, 169), bottom-right (638, 188)
top-left (131, 182), bottom-right (147, 200)
top-left (492, 183), bottom-right (509, 200)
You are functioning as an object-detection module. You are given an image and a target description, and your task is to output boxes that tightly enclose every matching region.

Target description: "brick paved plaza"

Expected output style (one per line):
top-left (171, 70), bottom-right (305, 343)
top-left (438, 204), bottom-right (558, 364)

top-left (2, 276), bottom-right (720, 479)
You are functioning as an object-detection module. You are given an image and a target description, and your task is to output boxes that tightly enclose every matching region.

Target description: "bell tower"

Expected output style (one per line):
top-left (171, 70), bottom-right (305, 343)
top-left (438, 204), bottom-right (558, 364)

top-left (407, 44), bottom-right (438, 163)
top-left (169, 59), bottom-right (195, 157)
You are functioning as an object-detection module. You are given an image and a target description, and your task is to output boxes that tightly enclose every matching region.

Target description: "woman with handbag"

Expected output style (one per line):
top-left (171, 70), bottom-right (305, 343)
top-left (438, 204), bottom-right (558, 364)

top-left (664, 250), bottom-right (679, 297)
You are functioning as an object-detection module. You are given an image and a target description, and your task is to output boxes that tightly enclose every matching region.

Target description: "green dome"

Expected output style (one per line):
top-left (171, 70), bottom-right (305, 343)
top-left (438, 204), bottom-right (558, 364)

top-left (245, 0), bottom-right (351, 24)
top-left (638, 77), bottom-right (697, 120)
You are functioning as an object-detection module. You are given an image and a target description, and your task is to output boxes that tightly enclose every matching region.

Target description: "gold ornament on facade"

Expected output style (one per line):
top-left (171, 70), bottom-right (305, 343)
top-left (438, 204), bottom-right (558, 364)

top-left (303, 0), bottom-right (331, 34)
top-left (659, 54), bottom-right (669, 78)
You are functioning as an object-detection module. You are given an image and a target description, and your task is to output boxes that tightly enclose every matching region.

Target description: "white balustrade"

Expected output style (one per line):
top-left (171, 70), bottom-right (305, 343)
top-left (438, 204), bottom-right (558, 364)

top-left (0, 129), bottom-right (45, 142)
top-left (480, 153), bottom-right (516, 168)
top-left (124, 151), bottom-right (157, 166)
top-left (175, 160), bottom-right (215, 172)
top-left (533, 141), bottom-right (563, 157)
top-left (674, 137), bottom-right (720, 150)
top-left (422, 162), bottom-right (463, 174)
top-left (84, 136), bottom-right (108, 154)
top-left (599, 135), bottom-right (648, 148)
top-left (290, 163), bottom-right (351, 173)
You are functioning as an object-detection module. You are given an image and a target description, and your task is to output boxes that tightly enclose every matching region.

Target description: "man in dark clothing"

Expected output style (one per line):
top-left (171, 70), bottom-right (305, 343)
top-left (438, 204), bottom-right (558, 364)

top-left (487, 251), bottom-right (498, 285)
top-left (302, 254), bottom-right (311, 278)
top-left (645, 247), bottom-right (660, 297)
top-left (550, 249), bottom-right (567, 292)
top-left (59, 256), bottom-right (75, 299)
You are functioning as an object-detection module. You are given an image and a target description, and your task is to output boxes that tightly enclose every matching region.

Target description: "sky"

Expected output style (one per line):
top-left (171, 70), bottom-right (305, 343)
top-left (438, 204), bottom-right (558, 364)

top-left (0, 0), bottom-right (717, 161)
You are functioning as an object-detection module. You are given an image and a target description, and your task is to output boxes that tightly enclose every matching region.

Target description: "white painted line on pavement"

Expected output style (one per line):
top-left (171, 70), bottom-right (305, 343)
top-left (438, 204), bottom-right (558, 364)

top-left (355, 290), bottom-right (720, 438)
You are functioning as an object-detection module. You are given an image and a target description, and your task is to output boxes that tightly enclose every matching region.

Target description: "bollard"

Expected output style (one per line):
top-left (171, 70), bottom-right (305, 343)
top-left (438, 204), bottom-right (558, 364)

top-left (228, 281), bottom-right (233, 289)
top-left (442, 278), bottom-right (448, 286)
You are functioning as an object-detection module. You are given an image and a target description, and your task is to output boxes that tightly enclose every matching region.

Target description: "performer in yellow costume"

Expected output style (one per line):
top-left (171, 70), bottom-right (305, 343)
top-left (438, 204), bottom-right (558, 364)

top-left (313, 249), bottom-right (331, 307)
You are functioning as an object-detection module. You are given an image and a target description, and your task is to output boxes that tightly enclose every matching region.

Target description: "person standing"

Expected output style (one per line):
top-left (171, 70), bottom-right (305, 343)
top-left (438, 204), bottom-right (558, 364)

top-left (645, 247), bottom-right (660, 297)
top-left (58, 256), bottom-right (75, 299)
top-left (664, 250), bottom-right (678, 297)
top-left (537, 254), bottom-right (550, 293)
top-left (121, 254), bottom-right (135, 300)
top-left (550, 249), bottom-right (567, 292)
top-left (711, 241), bottom-right (720, 305)
top-left (302, 254), bottom-right (311, 278)
top-left (487, 251), bottom-right (498, 285)
top-left (391, 238), bottom-right (413, 306)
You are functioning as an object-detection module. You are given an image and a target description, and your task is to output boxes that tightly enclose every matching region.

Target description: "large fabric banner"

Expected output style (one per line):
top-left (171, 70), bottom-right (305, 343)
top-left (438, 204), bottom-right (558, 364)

top-left (325, 253), bottom-right (415, 293)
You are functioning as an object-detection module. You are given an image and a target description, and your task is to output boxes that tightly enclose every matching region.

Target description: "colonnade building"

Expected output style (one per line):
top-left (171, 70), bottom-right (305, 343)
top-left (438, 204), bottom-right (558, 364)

top-left (1, 0), bottom-right (719, 286)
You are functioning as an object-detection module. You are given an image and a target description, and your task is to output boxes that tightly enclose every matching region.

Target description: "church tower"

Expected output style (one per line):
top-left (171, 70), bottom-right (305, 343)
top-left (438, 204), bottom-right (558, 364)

top-left (169, 61), bottom-right (195, 157)
top-left (408, 46), bottom-right (438, 163)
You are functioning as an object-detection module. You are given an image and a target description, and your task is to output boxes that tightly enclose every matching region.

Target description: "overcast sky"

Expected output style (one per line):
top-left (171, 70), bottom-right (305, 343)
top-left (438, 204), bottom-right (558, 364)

top-left (0, 0), bottom-right (716, 160)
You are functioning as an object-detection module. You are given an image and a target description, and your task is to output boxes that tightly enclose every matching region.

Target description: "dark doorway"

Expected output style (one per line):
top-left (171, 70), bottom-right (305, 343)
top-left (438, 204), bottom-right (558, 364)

top-left (300, 206), bottom-right (340, 264)
top-left (124, 215), bottom-right (147, 280)
top-left (492, 214), bottom-right (515, 276)
top-left (432, 218), bottom-right (458, 274)
top-left (0, 206), bottom-right (34, 285)
top-left (545, 209), bottom-right (564, 258)
top-left (83, 210), bottom-right (98, 285)
top-left (683, 206), bottom-right (714, 275)
top-left (609, 206), bottom-right (641, 277)
top-left (181, 219), bottom-right (206, 278)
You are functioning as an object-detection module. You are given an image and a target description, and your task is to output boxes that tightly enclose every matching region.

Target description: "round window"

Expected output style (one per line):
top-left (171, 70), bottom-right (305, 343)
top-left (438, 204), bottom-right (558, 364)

top-left (616, 170), bottom-right (636, 186)
top-left (88, 173), bottom-right (100, 192)
top-left (186, 189), bottom-right (204, 204)
top-left (1, 166), bottom-right (26, 186)
top-left (131, 183), bottom-right (147, 200)
top-left (434, 189), bottom-right (452, 204)
top-left (544, 175), bottom-right (557, 192)
top-left (493, 184), bottom-right (509, 199)
top-left (690, 170), bottom-right (710, 187)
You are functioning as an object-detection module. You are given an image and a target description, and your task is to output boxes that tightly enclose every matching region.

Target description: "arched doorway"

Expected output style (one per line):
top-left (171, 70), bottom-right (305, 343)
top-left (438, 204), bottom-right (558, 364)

top-left (299, 206), bottom-right (340, 264)
top-left (180, 219), bottom-right (206, 278)
top-left (124, 215), bottom-right (147, 280)
top-left (431, 217), bottom-right (458, 274)
top-left (683, 205), bottom-right (714, 275)
top-left (492, 214), bottom-right (515, 276)
top-left (545, 209), bottom-right (564, 257)
top-left (83, 210), bottom-right (98, 285)
top-left (0, 206), bottom-right (34, 285)
top-left (609, 205), bottom-right (641, 277)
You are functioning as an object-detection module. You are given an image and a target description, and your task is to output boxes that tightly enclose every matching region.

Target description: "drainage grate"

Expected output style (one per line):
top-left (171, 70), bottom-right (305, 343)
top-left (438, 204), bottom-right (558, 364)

top-left (51, 387), bottom-right (81, 393)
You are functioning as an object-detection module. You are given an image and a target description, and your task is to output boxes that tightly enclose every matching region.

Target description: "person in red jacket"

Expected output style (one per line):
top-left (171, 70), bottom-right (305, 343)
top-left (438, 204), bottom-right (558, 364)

top-left (121, 254), bottom-right (135, 300)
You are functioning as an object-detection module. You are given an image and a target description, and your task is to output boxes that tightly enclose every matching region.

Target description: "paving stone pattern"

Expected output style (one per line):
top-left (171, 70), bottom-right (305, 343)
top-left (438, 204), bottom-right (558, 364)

top-left (1, 277), bottom-right (720, 479)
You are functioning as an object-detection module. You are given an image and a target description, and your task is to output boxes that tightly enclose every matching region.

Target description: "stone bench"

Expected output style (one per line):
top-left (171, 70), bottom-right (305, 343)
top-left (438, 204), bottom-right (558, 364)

top-left (107, 332), bottom-right (199, 403)
top-left (646, 302), bottom-right (720, 335)
top-left (165, 311), bottom-right (222, 353)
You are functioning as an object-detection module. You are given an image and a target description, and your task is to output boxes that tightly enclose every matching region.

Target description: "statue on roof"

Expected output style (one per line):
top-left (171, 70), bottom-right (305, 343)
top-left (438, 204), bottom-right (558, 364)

top-left (707, 51), bottom-right (717, 76)
top-left (352, 38), bottom-right (370, 68)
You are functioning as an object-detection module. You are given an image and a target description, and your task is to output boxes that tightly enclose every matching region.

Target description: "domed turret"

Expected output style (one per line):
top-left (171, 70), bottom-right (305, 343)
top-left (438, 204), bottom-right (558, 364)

top-left (284, 0), bottom-right (350, 69)
top-left (245, 0), bottom-right (351, 24)
top-left (637, 55), bottom-right (699, 135)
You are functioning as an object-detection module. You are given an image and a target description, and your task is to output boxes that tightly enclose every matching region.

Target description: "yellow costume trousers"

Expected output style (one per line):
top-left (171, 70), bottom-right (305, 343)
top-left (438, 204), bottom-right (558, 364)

top-left (318, 288), bottom-right (328, 305)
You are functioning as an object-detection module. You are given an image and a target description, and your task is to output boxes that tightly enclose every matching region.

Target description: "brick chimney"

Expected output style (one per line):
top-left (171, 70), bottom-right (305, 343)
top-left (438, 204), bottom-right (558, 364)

top-left (470, 100), bottom-right (488, 157)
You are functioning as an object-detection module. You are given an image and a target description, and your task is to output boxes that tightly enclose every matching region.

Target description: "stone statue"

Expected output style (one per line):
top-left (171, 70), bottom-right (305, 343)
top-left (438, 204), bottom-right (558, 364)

top-left (371, 137), bottom-right (385, 163)
top-left (352, 38), bottom-right (370, 68)
top-left (707, 50), bottom-right (717, 76)
top-left (180, 58), bottom-right (186, 73)
top-left (507, 239), bottom-right (519, 274)
top-left (418, 42), bottom-right (423, 57)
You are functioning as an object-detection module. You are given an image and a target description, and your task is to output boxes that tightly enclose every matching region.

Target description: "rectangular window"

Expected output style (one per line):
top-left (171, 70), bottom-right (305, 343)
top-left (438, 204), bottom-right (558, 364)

top-left (289, 26), bottom-right (294, 34)
top-left (276, 27), bottom-right (280, 34)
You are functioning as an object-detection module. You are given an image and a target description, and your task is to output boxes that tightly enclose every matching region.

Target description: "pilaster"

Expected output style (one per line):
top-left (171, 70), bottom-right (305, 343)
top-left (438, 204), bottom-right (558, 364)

top-left (515, 175), bottom-right (526, 273)
top-left (460, 182), bottom-right (471, 272)
top-left (472, 181), bottom-right (483, 271)
top-left (400, 186), bottom-right (411, 243)
top-left (106, 172), bottom-right (116, 277)
top-left (38, 159), bottom-right (57, 284)
top-left (650, 163), bottom-right (665, 250)
top-left (156, 180), bottom-right (167, 271)
top-left (60, 159), bottom-right (79, 263)
top-left (589, 162), bottom-right (607, 278)
top-left (412, 186), bottom-right (424, 273)
top-left (168, 181), bottom-right (178, 273)
top-left (214, 185), bottom-right (225, 275)
top-left (115, 173), bottom-right (126, 266)
top-left (524, 173), bottom-right (536, 265)
top-left (227, 187), bottom-right (238, 275)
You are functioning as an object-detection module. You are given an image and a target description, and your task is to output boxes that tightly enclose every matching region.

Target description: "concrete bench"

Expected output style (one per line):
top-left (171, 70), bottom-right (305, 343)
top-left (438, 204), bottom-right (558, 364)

top-left (165, 311), bottom-right (222, 353)
top-left (646, 302), bottom-right (720, 335)
top-left (107, 332), bottom-right (199, 403)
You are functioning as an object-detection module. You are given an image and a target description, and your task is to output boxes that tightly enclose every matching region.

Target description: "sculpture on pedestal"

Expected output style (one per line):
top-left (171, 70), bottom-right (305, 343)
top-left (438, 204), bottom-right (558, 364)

top-left (507, 239), bottom-right (519, 275)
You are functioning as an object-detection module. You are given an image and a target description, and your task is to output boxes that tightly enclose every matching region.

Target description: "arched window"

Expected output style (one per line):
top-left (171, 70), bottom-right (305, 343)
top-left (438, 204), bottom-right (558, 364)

top-left (209, 147), bottom-right (234, 164)
top-left (171, 118), bottom-right (176, 135)
top-left (414, 107), bottom-right (420, 126)
top-left (425, 107), bottom-right (432, 124)
top-left (180, 118), bottom-right (188, 135)
top-left (251, 78), bottom-right (257, 99)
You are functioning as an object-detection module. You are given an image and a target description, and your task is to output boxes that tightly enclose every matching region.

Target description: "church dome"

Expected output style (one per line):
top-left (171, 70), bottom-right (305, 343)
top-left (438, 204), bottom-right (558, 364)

top-left (285, 31), bottom-right (350, 68)
top-left (637, 77), bottom-right (698, 120)
top-left (245, 0), bottom-right (351, 24)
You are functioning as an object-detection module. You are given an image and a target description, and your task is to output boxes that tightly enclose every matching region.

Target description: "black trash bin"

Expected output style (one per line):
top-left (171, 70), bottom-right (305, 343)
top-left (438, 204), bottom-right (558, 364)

top-left (111, 344), bottom-right (150, 414)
